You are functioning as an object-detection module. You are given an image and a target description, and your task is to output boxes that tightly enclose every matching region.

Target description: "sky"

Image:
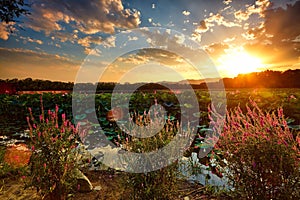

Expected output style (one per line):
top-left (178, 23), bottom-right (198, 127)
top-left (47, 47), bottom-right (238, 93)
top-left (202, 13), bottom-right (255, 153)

top-left (0, 0), bottom-right (300, 83)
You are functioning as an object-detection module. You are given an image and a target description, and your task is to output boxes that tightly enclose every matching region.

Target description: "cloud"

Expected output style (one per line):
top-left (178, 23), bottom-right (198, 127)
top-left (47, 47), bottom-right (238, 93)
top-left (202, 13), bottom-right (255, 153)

top-left (0, 22), bottom-right (15, 40)
top-left (0, 47), bottom-right (80, 81)
top-left (128, 36), bottom-right (138, 41)
top-left (20, 36), bottom-right (43, 45)
top-left (107, 48), bottom-right (200, 82)
top-left (78, 36), bottom-right (102, 47)
top-left (191, 32), bottom-right (202, 43)
top-left (204, 43), bottom-right (230, 60)
top-left (182, 10), bottom-right (191, 16)
top-left (112, 49), bottom-right (185, 68)
top-left (26, 0), bottom-right (141, 35)
top-left (116, 54), bottom-right (148, 65)
top-left (244, 1), bottom-right (300, 66)
top-left (194, 20), bottom-right (209, 33)
top-left (193, 12), bottom-right (240, 38)
top-left (102, 35), bottom-right (116, 48)
top-left (51, 31), bottom-right (78, 43)
top-left (234, 10), bottom-right (250, 21)
top-left (84, 48), bottom-right (102, 56)
top-left (234, 0), bottom-right (271, 22)
top-left (223, 37), bottom-right (236, 43)
top-left (206, 13), bottom-right (240, 28)
top-left (223, 0), bottom-right (232, 5)
top-left (292, 35), bottom-right (300, 43)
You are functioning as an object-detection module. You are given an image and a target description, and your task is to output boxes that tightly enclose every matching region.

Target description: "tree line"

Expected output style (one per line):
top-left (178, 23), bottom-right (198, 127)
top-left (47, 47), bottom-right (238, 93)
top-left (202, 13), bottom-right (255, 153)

top-left (1, 69), bottom-right (300, 93)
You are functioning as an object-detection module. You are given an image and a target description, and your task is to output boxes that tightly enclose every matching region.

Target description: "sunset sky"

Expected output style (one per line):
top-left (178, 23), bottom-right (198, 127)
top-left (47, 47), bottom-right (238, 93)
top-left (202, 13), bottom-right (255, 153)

top-left (0, 0), bottom-right (300, 83)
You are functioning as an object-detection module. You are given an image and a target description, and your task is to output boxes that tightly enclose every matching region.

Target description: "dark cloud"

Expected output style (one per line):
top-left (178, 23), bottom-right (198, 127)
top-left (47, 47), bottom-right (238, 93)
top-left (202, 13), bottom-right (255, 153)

top-left (196, 20), bottom-right (208, 33)
top-left (264, 1), bottom-right (300, 42)
top-left (245, 1), bottom-right (300, 65)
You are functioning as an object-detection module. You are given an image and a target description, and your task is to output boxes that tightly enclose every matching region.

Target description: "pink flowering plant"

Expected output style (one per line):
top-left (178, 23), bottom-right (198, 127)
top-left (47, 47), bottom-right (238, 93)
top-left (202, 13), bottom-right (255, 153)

top-left (26, 98), bottom-right (79, 200)
top-left (210, 100), bottom-right (300, 199)
top-left (117, 110), bottom-right (182, 199)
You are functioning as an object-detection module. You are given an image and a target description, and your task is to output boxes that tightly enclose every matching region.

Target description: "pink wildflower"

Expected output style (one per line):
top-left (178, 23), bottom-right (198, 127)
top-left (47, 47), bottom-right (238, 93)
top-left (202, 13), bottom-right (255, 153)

top-left (39, 114), bottom-right (43, 122)
top-left (62, 113), bottom-right (66, 121)
top-left (278, 108), bottom-right (283, 118)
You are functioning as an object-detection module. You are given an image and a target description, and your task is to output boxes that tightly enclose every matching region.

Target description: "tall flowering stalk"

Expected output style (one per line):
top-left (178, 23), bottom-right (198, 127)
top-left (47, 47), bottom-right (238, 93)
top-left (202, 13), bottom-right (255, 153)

top-left (117, 109), bottom-right (184, 199)
top-left (210, 100), bottom-right (300, 199)
top-left (26, 96), bottom-right (79, 200)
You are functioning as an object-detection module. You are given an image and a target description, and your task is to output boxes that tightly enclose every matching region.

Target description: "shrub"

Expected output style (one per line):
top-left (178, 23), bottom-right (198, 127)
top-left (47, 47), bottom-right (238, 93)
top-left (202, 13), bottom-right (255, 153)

top-left (26, 100), bottom-right (79, 200)
top-left (117, 110), bottom-right (186, 200)
top-left (210, 100), bottom-right (300, 199)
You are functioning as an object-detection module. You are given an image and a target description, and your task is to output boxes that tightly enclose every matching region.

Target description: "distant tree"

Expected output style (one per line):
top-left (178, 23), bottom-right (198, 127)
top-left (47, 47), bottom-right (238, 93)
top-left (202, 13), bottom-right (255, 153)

top-left (0, 0), bottom-right (30, 24)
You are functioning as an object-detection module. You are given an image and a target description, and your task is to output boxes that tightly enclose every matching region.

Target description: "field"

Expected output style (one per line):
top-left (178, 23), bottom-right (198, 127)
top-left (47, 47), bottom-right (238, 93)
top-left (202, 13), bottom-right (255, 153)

top-left (0, 88), bottom-right (299, 199)
top-left (1, 88), bottom-right (300, 137)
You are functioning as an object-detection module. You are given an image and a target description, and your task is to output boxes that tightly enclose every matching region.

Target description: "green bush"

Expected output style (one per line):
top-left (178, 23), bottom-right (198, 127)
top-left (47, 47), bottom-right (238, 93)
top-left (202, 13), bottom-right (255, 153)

top-left (26, 101), bottom-right (79, 200)
top-left (210, 100), bottom-right (300, 199)
top-left (118, 110), bottom-right (185, 200)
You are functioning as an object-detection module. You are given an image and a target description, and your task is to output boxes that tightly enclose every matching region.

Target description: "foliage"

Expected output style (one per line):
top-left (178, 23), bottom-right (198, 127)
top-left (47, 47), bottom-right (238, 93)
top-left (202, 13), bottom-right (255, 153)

top-left (117, 110), bottom-right (184, 200)
top-left (3, 69), bottom-right (300, 91)
top-left (211, 100), bottom-right (300, 199)
top-left (26, 98), bottom-right (79, 200)
top-left (0, 0), bottom-right (30, 23)
top-left (223, 69), bottom-right (300, 88)
top-left (1, 88), bottom-right (300, 154)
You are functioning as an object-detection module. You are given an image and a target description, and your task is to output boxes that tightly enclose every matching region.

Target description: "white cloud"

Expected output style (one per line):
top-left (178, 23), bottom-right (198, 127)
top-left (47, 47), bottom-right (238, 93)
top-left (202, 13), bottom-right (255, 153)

top-left (182, 10), bottom-right (191, 16)
top-left (292, 35), bottom-right (300, 43)
top-left (223, 37), bottom-right (236, 43)
top-left (20, 36), bottom-right (43, 45)
top-left (102, 36), bottom-right (116, 48)
top-left (128, 36), bottom-right (138, 41)
top-left (223, 0), bottom-right (232, 5)
top-left (191, 32), bottom-right (202, 43)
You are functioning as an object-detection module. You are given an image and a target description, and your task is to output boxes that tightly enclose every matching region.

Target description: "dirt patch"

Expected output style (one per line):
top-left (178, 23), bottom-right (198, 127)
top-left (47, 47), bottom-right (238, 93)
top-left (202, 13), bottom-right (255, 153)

top-left (0, 171), bottom-right (226, 200)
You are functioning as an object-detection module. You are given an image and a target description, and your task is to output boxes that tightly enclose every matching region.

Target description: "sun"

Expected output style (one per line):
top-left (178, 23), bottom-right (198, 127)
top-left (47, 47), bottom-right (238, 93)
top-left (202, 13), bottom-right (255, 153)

top-left (217, 47), bottom-right (264, 77)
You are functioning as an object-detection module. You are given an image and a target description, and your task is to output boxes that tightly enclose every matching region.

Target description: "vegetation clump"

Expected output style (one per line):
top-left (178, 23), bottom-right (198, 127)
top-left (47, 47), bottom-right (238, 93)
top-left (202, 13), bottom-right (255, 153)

top-left (211, 100), bottom-right (300, 199)
top-left (116, 110), bottom-right (185, 200)
top-left (26, 98), bottom-right (79, 200)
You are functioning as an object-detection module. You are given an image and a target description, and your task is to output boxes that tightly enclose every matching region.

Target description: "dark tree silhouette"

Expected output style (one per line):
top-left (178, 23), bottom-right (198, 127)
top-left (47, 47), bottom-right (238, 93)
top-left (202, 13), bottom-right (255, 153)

top-left (0, 0), bottom-right (30, 23)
